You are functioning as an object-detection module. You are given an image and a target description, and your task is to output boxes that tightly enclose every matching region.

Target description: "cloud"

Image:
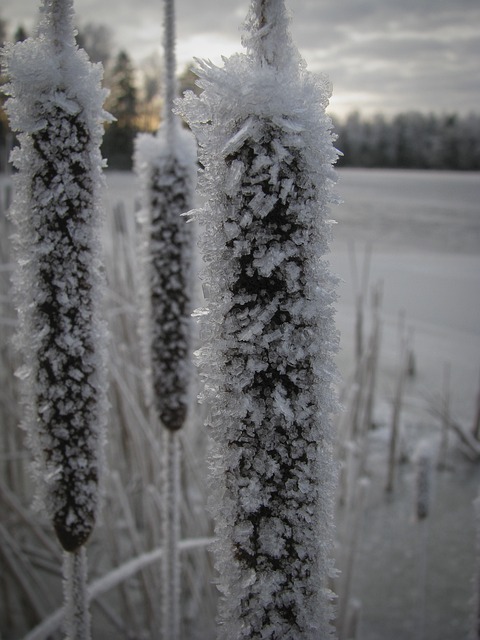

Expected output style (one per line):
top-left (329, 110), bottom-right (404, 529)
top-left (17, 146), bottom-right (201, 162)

top-left (288, 0), bottom-right (480, 115)
top-left (2, 0), bottom-right (479, 116)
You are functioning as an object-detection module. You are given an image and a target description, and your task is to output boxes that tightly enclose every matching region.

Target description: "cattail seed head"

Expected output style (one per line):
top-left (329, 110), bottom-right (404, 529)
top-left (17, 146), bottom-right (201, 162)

top-left (178, 1), bottom-right (339, 636)
top-left (135, 123), bottom-right (197, 432)
top-left (3, 0), bottom-right (109, 552)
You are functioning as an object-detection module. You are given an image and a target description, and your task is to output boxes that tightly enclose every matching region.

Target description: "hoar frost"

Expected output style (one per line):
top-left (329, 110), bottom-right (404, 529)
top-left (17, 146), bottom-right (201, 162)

top-left (178, 0), bottom-right (340, 638)
top-left (2, 0), bottom-right (109, 552)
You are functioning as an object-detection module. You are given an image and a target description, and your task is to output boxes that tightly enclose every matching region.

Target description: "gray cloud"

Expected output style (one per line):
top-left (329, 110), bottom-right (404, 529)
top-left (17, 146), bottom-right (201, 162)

top-left (2, 0), bottom-right (479, 116)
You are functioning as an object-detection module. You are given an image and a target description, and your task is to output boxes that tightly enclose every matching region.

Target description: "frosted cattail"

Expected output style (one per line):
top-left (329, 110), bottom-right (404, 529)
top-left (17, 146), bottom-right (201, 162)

top-left (135, 126), bottom-right (197, 431)
top-left (134, 0), bottom-right (196, 432)
top-left (135, 1), bottom-right (197, 638)
top-left (179, 0), bottom-right (339, 637)
top-left (2, 0), bottom-right (109, 553)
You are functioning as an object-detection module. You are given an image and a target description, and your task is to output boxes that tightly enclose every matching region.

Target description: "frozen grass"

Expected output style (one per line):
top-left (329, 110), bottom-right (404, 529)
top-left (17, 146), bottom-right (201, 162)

top-left (0, 169), bottom-right (479, 639)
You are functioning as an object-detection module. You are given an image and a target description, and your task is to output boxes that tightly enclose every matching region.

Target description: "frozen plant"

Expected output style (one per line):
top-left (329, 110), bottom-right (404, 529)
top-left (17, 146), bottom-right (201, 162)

top-left (134, 1), bottom-right (197, 638)
top-left (134, 10), bottom-right (197, 435)
top-left (2, 0), bottom-right (109, 554)
top-left (179, 0), bottom-right (340, 637)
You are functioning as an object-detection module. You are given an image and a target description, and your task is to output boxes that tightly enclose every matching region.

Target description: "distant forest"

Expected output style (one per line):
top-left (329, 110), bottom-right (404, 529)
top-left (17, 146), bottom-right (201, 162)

top-left (1, 17), bottom-right (479, 171)
top-left (333, 111), bottom-right (480, 171)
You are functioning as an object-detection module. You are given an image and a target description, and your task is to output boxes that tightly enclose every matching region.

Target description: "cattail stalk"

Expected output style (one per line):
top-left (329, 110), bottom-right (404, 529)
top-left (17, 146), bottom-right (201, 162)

top-left (438, 363), bottom-right (451, 469)
top-left (386, 324), bottom-right (410, 492)
top-left (63, 548), bottom-right (90, 640)
top-left (161, 430), bottom-right (181, 639)
top-left (2, 0), bottom-right (109, 554)
top-left (179, 1), bottom-right (339, 637)
top-left (3, 1), bottom-right (109, 637)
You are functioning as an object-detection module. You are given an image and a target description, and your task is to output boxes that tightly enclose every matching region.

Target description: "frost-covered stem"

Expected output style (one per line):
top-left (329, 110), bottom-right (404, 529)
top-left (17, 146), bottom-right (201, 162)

top-left (438, 363), bottom-right (451, 469)
top-left (416, 518), bottom-right (429, 640)
top-left (338, 478), bottom-right (369, 640)
top-left (357, 283), bottom-right (382, 476)
top-left (248, 0), bottom-right (290, 68)
top-left (415, 444), bottom-right (433, 521)
top-left (42, 0), bottom-right (75, 53)
top-left (162, 430), bottom-right (181, 640)
top-left (386, 339), bottom-right (408, 492)
top-left (2, 0), bottom-right (109, 552)
top-left (163, 0), bottom-right (176, 148)
top-left (63, 548), bottom-right (91, 640)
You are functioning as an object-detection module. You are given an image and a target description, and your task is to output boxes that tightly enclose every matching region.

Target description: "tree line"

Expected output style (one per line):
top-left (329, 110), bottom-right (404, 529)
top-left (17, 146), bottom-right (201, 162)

top-left (333, 111), bottom-right (480, 171)
top-left (2, 16), bottom-right (479, 172)
top-left (0, 17), bottom-right (197, 171)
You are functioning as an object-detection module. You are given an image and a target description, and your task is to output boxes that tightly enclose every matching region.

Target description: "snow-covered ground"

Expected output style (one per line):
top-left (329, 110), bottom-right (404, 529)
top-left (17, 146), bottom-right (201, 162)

top-left (1, 167), bottom-right (478, 639)
top-left (330, 169), bottom-right (480, 640)
top-left (331, 168), bottom-right (480, 425)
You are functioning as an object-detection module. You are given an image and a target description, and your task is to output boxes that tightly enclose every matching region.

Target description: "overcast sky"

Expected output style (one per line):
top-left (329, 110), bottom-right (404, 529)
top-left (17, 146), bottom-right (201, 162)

top-left (2, 0), bottom-right (479, 118)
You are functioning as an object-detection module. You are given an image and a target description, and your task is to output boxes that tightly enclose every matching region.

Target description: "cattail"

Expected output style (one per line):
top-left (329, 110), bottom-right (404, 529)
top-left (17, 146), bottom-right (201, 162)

top-left (2, 0), bottom-right (109, 553)
top-left (135, 1), bottom-right (197, 638)
top-left (179, 1), bottom-right (339, 637)
top-left (134, 12), bottom-right (196, 432)
top-left (135, 126), bottom-right (197, 430)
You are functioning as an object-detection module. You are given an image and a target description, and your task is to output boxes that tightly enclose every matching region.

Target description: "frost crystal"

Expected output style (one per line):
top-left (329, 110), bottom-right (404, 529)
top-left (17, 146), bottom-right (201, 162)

top-left (2, 0), bottom-right (109, 552)
top-left (178, 0), bottom-right (340, 637)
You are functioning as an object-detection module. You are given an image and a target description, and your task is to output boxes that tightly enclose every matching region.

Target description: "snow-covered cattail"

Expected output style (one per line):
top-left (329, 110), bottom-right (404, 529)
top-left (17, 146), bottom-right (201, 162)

top-left (135, 1), bottom-right (197, 638)
top-left (134, 3), bottom-right (196, 433)
top-left (135, 127), bottom-right (197, 431)
top-left (2, 0), bottom-right (109, 553)
top-left (179, 1), bottom-right (339, 637)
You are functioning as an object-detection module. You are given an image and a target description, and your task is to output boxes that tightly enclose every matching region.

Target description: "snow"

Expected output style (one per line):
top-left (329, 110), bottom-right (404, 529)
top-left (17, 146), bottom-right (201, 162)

top-left (331, 168), bottom-right (480, 424)
top-left (330, 168), bottom-right (480, 640)
top-left (22, 164), bottom-right (476, 639)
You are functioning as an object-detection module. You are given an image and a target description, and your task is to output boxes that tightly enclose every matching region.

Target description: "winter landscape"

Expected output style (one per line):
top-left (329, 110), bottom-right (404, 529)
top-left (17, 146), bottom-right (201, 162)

top-left (1, 0), bottom-right (480, 639)
top-left (1, 165), bottom-right (479, 639)
top-left (107, 167), bottom-right (480, 640)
